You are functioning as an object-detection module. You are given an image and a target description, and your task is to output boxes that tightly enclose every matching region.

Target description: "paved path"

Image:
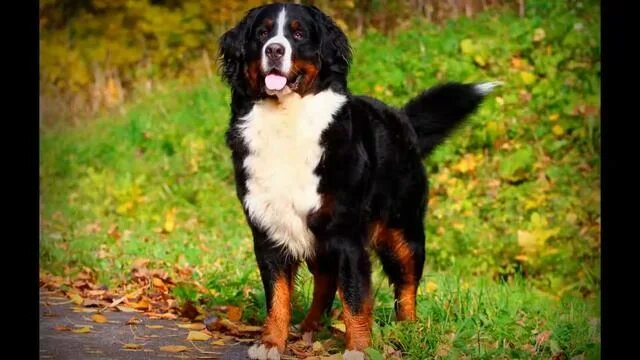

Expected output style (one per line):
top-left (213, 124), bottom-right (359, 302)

top-left (40, 292), bottom-right (251, 360)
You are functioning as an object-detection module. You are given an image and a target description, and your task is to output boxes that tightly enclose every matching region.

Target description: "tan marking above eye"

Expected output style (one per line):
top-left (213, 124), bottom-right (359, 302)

top-left (263, 18), bottom-right (273, 30)
top-left (290, 20), bottom-right (301, 31)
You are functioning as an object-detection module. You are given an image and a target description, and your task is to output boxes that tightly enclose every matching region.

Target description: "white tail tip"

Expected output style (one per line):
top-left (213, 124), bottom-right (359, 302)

top-left (474, 81), bottom-right (504, 96)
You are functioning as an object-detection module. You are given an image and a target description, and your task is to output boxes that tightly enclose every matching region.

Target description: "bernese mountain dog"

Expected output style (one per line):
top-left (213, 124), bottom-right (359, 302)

top-left (218, 3), bottom-right (500, 359)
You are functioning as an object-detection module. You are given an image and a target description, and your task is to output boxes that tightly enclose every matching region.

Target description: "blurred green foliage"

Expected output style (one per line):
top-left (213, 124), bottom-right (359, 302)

top-left (40, 0), bottom-right (535, 123)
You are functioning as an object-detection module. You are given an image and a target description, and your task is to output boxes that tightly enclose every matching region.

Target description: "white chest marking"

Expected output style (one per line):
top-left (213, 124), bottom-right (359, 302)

top-left (240, 90), bottom-right (346, 260)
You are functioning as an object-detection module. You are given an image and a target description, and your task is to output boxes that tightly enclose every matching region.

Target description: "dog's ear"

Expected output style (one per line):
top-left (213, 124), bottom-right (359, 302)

top-left (218, 6), bottom-right (263, 85)
top-left (307, 6), bottom-right (352, 74)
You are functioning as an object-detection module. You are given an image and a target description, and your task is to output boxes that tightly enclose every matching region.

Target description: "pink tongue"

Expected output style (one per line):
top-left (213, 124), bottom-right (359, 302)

top-left (265, 74), bottom-right (287, 91)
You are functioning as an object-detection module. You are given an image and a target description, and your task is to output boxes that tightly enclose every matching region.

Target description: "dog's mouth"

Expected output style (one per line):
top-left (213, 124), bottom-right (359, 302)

top-left (264, 69), bottom-right (303, 94)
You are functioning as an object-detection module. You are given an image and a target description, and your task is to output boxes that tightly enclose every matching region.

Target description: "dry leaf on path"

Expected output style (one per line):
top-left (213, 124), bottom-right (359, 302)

top-left (226, 306), bottom-right (243, 321)
top-left (123, 343), bottom-right (143, 350)
top-left (177, 323), bottom-right (206, 330)
top-left (91, 314), bottom-right (107, 323)
top-left (160, 345), bottom-right (188, 353)
top-left (187, 330), bottom-right (212, 341)
top-left (72, 326), bottom-right (91, 334)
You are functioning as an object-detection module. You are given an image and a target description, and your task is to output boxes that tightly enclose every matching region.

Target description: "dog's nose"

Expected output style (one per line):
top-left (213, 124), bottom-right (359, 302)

top-left (265, 43), bottom-right (285, 60)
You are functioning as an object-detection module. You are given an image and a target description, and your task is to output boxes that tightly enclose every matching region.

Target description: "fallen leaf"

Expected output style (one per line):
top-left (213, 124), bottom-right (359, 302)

top-left (187, 330), bottom-right (212, 341)
top-left (460, 39), bottom-right (474, 55)
top-left (533, 28), bottom-right (546, 42)
top-left (552, 124), bottom-right (565, 136)
top-left (123, 343), bottom-right (143, 350)
top-left (72, 326), bottom-right (91, 334)
top-left (91, 314), bottom-right (108, 323)
top-left (116, 306), bottom-right (139, 313)
top-left (237, 325), bottom-right (262, 333)
top-left (144, 312), bottom-right (177, 320)
top-left (331, 322), bottom-right (346, 334)
top-left (211, 340), bottom-right (226, 346)
top-left (72, 307), bottom-right (99, 313)
top-left (426, 281), bottom-right (438, 294)
top-left (146, 325), bottom-right (164, 329)
top-left (177, 323), bottom-right (206, 330)
top-left (129, 298), bottom-right (151, 310)
top-left (536, 330), bottom-right (552, 347)
top-left (518, 230), bottom-right (537, 250)
top-left (69, 293), bottom-right (84, 305)
top-left (54, 325), bottom-right (72, 331)
top-left (152, 277), bottom-right (167, 292)
top-left (163, 208), bottom-right (177, 233)
top-left (179, 301), bottom-right (199, 320)
top-left (126, 317), bottom-right (142, 325)
top-left (160, 345), bottom-right (188, 353)
top-left (548, 113), bottom-right (559, 121)
top-left (312, 341), bottom-right (324, 355)
top-left (107, 224), bottom-right (121, 240)
top-left (226, 306), bottom-right (243, 321)
top-left (520, 71), bottom-right (536, 85)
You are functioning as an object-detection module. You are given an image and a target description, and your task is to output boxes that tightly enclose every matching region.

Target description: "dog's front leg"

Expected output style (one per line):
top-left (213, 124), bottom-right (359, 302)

top-left (248, 237), bottom-right (298, 360)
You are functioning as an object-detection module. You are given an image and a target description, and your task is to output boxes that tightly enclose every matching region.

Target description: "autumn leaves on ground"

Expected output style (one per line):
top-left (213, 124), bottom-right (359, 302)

top-left (40, 1), bottom-right (600, 359)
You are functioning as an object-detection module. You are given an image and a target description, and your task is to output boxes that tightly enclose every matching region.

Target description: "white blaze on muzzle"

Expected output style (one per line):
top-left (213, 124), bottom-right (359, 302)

top-left (261, 7), bottom-right (292, 92)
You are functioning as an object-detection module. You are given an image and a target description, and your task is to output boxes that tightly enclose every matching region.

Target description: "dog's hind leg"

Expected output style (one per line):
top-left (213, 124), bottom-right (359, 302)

top-left (332, 237), bottom-right (374, 353)
top-left (299, 255), bottom-right (338, 339)
top-left (372, 219), bottom-right (426, 321)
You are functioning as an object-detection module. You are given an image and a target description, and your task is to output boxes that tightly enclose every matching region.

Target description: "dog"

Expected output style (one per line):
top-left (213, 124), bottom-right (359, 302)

top-left (218, 3), bottom-right (499, 359)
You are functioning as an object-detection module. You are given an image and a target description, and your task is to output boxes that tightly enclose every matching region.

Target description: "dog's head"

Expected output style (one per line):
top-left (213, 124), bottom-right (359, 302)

top-left (218, 4), bottom-right (351, 99)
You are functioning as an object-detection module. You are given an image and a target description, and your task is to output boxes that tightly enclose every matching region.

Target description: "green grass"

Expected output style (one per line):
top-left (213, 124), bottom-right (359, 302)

top-left (40, 1), bottom-right (600, 358)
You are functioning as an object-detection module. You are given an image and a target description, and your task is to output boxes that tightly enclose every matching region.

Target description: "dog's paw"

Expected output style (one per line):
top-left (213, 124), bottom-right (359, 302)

top-left (342, 349), bottom-right (365, 360)
top-left (248, 343), bottom-right (281, 360)
top-left (302, 331), bottom-right (314, 345)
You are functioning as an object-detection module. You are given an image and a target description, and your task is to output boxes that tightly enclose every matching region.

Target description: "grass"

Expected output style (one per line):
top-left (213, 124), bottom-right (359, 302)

top-left (40, 1), bottom-right (600, 358)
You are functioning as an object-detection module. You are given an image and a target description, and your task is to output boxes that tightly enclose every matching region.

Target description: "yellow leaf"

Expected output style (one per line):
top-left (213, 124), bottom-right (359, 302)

top-left (163, 208), bottom-right (177, 233)
top-left (72, 326), bottom-right (91, 334)
top-left (69, 293), bottom-right (84, 305)
top-left (313, 341), bottom-right (324, 354)
top-left (130, 299), bottom-right (150, 310)
top-left (520, 71), bottom-right (536, 85)
top-left (146, 325), bottom-right (164, 329)
top-left (548, 113), bottom-right (559, 121)
top-left (91, 314), bottom-right (108, 324)
top-left (515, 254), bottom-right (529, 262)
top-left (460, 39), bottom-right (474, 55)
top-left (426, 281), bottom-right (438, 294)
top-left (177, 323), bottom-right (206, 330)
top-left (517, 230), bottom-right (537, 251)
top-left (123, 343), bottom-right (143, 349)
top-left (374, 84), bottom-right (384, 94)
top-left (495, 96), bottom-right (504, 106)
top-left (474, 55), bottom-right (486, 67)
top-left (533, 28), bottom-right (546, 42)
top-left (160, 345), bottom-right (188, 353)
top-left (237, 324), bottom-right (263, 333)
top-left (116, 306), bottom-right (139, 313)
top-left (212, 340), bottom-right (226, 346)
top-left (187, 330), bottom-right (212, 341)
top-left (552, 125), bottom-right (565, 136)
top-left (331, 322), bottom-right (346, 333)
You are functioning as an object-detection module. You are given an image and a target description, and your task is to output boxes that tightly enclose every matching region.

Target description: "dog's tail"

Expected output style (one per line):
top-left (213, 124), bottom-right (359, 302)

top-left (403, 81), bottom-right (502, 157)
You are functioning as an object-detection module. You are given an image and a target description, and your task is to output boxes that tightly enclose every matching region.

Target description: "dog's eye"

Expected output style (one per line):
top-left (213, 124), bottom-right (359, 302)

top-left (258, 30), bottom-right (268, 40)
top-left (293, 30), bottom-right (304, 40)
